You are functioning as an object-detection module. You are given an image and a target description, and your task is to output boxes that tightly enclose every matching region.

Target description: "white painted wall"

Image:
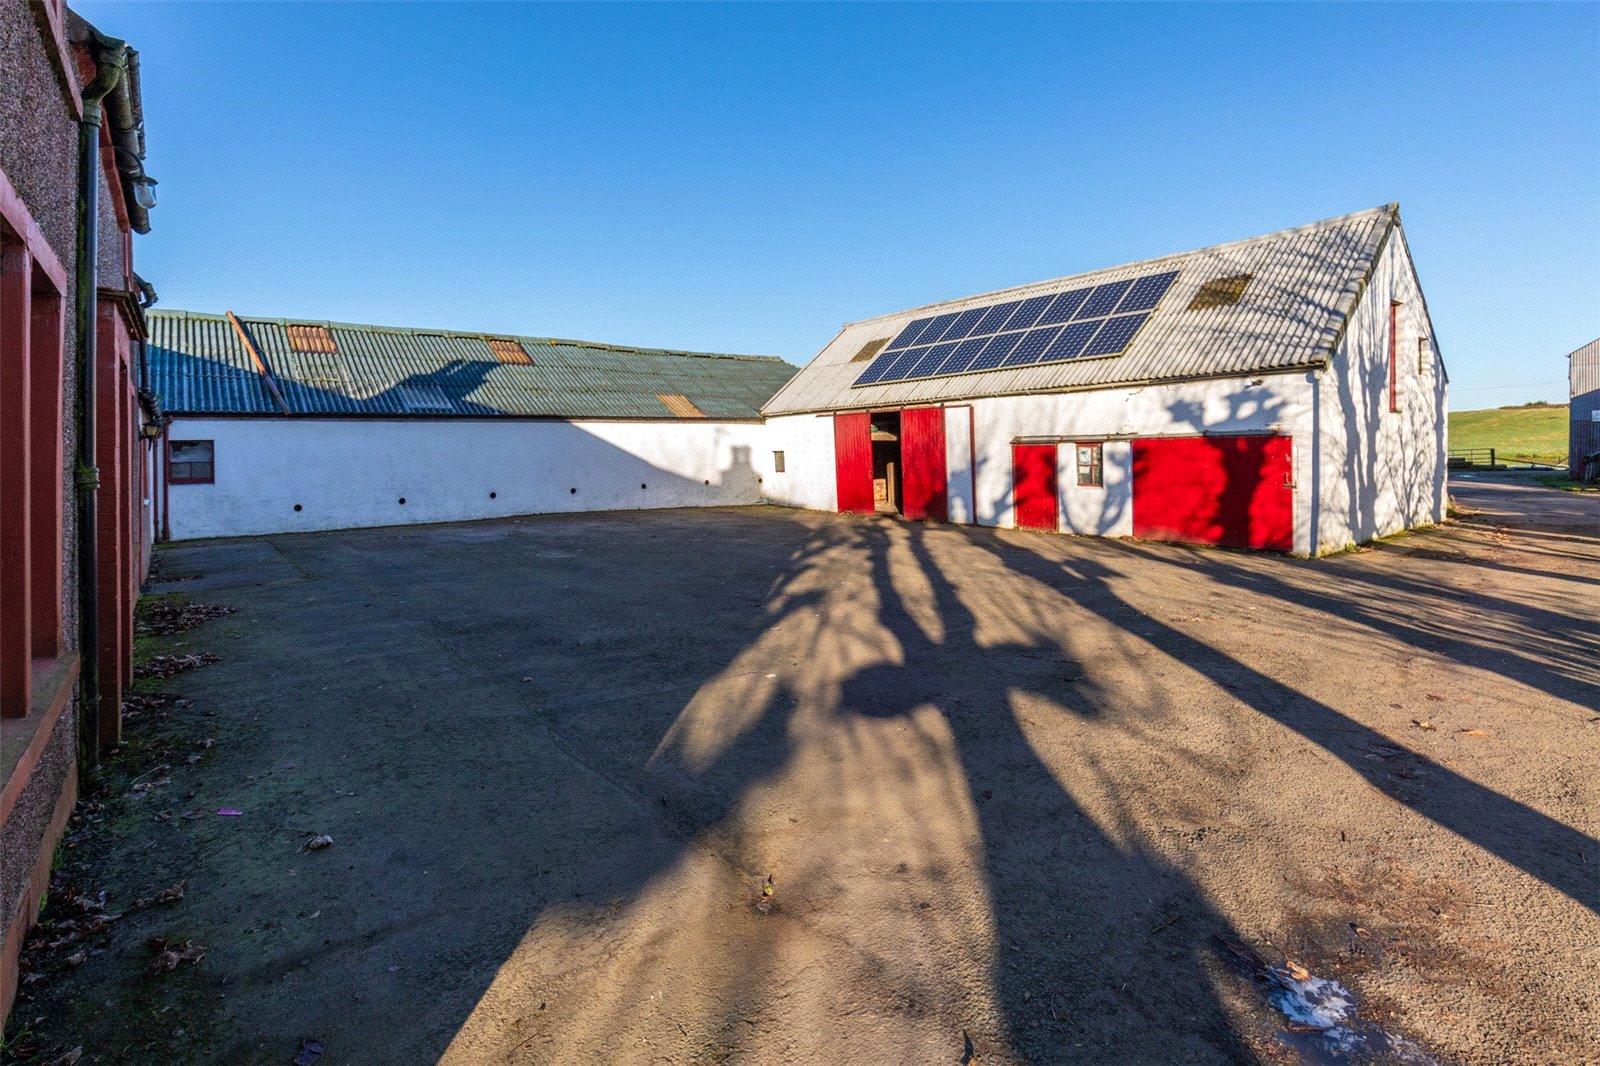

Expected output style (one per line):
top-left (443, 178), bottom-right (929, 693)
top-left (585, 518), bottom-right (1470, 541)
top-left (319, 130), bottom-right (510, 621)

top-left (943, 406), bottom-right (976, 524)
top-left (760, 412), bottom-right (839, 512)
top-left (967, 375), bottom-right (1319, 553)
top-left (1317, 231), bottom-right (1448, 551)
top-left (163, 417), bottom-right (772, 540)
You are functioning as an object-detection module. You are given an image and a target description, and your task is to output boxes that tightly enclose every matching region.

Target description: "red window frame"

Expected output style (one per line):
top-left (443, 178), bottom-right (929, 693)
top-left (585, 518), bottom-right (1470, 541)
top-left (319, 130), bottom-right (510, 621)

top-left (1075, 441), bottom-right (1104, 487)
top-left (167, 439), bottom-right (215, 484)
top-left (1389, 300), bottom-right (1401, 413)
top-left (2, 169), bottom-right (70, 716)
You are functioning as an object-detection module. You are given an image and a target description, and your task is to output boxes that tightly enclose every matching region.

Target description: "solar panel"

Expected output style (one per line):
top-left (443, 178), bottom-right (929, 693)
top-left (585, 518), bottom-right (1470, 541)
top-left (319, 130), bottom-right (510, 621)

top-left (850, 270), bottom-right (1178, 387)
top-left (916, 312), bottom-right (963, 345)
top-left (940, 307), bottom-right (989, 342)
top-left (967, 332), bottom-right (1024, 372)
top-left (1075, 280), bottom-right (1135, 319)
top-left (1000, 325), bottom-right (1064, 367)
top-left (1080, 313), bottom-right (1149, 357)
top-left (1040, 320), bottom-right (1102, 362)
top-left (1116, 271), bottom-right (1178, 313)
top-left (888, 318), bottom-right (935, 350)
top-left (1034, 288), bottom-right (1091, 326)
top-left (907, 342), bottom-right (959, 378)
top-left (971, 301), bottom-right (1022, 336)
top-left (1002, 294), bottom-right (1055, 332)
top-left (937, 336), bottom-right (991, 376)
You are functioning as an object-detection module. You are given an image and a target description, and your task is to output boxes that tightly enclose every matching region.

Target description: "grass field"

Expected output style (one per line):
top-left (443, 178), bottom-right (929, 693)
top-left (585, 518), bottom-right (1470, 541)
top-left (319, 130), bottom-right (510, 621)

top-left (1449, 404), bottom-right (1568, 465)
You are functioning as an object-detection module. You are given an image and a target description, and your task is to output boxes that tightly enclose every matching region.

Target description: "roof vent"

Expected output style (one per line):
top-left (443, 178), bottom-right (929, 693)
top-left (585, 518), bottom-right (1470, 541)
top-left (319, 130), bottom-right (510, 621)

top-left (286, 324), bottom-right (337, 353)
top-left (852, 338), bottom-right (889, 363)
top-left (1187, 274), bottom-right (1253, 310)
top-left (656, 393), bottom-right (706, 418)
top-left (486, 338), bottom-right (534, 365)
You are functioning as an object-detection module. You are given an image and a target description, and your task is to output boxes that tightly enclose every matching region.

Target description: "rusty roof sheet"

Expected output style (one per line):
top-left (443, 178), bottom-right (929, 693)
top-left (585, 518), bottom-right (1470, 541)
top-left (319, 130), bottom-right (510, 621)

top-left (148, 312), bottom-right (797, 420)
top-left (763, 205), bottom-right (1403, 416)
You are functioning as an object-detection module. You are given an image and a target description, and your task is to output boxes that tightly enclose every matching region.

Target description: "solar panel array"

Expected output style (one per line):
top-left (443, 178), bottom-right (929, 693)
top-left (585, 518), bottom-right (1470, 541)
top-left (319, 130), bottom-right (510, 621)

top-left (853, 271), bottom-right (1178, 387)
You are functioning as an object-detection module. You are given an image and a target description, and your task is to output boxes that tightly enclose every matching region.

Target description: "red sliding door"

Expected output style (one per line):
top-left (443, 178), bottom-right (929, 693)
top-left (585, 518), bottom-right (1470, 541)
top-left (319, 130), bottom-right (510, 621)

top-left (900, 407), bottom-right (948, 522)
top-left (1132, 435), bottom-right (1293, 551)
top-left (1012, 444), bottom-right (1058, 531)
top-left (833, 412), bottom-right (874, 514)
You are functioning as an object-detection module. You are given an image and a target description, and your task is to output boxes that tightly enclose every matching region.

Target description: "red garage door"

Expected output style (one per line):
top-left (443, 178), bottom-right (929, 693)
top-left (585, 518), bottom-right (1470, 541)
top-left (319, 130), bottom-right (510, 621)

top-left (1132, 435), bottom-right (1293, 551)
top-left (1012, 444), bottom-right (1059, 531)
top-left (833, 412), bottom-right (874, 514)
top-left (900, 407), bottom-right (948, 522)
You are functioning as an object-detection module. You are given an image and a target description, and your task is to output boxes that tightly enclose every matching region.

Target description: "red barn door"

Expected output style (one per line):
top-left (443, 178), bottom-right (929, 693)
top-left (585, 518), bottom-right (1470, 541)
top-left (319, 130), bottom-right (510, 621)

top-left (900, 407), bottom-right (948, 522)
top-left (833, 412), bottom-right (874, 514)
top-left (1012, 444), bottom-right (1058, 531)
top-left (1132, 435), bottom-right (1293, 550)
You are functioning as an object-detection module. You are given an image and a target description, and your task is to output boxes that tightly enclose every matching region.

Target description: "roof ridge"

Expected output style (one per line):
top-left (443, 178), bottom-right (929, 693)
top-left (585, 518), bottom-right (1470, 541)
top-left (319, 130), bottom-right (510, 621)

top-left (838, 203), bottom-right (1398, 329)
top-left (148, 308), bottom-right (788, 364)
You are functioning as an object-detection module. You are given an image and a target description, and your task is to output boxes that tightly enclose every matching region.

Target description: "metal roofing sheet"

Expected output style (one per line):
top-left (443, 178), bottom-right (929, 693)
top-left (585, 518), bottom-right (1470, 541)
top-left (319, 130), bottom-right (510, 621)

top-left (148, 312), bottom-right (797, 420)
top-left (762, 205), bottom-right (1399, 416)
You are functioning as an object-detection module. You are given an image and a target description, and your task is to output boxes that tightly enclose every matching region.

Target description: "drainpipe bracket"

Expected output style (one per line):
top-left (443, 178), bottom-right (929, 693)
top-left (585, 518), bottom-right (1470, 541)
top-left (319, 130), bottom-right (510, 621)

top-left (75, 464), bottom-right (100, 491)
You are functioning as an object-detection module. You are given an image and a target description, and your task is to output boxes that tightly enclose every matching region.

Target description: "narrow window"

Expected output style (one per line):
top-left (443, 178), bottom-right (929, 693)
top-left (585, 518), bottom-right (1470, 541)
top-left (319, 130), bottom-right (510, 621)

top-left (773, 450), bottom-right (786, 473)
top-left (1389, 301), bottom-right (1401, 413)
top-left (1075, 442), bottom-right (1103, 487)
top-left (169, 439), bottom-right (215, 484)
top-left (1417, 336), bottom-right (1430, 375)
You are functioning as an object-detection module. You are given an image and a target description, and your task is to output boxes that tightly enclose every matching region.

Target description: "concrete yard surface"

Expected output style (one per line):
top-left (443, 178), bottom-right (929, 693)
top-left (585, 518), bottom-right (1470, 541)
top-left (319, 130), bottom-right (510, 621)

top-left (8, 476), bottom-right (1598, 1064)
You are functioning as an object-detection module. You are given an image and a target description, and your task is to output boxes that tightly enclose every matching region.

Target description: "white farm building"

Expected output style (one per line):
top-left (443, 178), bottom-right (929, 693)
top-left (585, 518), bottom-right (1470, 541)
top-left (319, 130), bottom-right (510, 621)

top-left (146, 312), bottom-right (797, 540)
top-left (148, 205), bottom-right (1445, 556)
top-left (760, 204), bottom-right (1448, 556)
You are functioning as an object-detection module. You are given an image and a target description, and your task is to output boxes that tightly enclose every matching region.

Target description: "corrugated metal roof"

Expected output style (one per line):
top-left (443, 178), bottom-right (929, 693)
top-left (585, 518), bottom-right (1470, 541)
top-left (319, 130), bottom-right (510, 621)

top-left (763, 205), bottom-right (1400, 416)
top-left (148, 311), bottom-right (798, 420)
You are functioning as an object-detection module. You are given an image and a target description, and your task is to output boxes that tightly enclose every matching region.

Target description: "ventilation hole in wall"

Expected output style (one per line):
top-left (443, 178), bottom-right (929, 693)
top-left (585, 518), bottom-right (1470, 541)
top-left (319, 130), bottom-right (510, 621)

top-left (703, 480), bottom-right (710, 486)
top-left (569, 487), bottom-right (576, 494)
top-left (489, 491), bottom-right (497, 499)
top-left (398, 498), bottom-right (406, 505)
top-left (293, 504), bottom-right (302, 512)
top-left (757, 477), bottom-right (763, 484)
top-left (640, 483), bottom-right (647, 490)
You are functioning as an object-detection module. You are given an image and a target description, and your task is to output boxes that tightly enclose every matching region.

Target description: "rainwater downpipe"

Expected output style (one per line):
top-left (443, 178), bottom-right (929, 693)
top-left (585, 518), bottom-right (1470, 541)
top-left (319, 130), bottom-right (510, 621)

top-left (75, 36), bottom-right (129, 765)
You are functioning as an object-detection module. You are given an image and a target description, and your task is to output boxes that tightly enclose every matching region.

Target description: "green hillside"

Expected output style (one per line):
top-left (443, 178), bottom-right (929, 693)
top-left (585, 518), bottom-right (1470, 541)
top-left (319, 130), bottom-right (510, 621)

top-left (1449, 404), bottom-right (1568, 465)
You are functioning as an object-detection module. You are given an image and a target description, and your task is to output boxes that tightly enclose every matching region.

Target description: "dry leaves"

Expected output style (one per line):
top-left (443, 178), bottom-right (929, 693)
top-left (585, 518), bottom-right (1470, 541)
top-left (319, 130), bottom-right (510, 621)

top-left (147, 936), bottom-right (206, 974)
top-left (300, 834), bottom-right (334, 852)
top-left (135, 653), bottom-right (221, 680)
top-left (137, 600), bottom-right (237, 636)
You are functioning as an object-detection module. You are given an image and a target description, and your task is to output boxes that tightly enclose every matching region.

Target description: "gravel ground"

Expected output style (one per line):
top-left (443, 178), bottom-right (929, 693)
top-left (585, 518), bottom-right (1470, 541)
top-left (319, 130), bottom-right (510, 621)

top-left (6, 473), bottom-right (1596, 1065)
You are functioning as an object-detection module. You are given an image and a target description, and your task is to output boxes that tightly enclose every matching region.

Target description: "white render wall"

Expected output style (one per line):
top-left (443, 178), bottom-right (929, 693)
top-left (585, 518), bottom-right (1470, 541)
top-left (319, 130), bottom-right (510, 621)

top-left (1317, 231), bottom-right (1448, 551)
top-left (761, 412), bottom-right (841, 512)
top-left (162, 417), bottom-right (773, 540)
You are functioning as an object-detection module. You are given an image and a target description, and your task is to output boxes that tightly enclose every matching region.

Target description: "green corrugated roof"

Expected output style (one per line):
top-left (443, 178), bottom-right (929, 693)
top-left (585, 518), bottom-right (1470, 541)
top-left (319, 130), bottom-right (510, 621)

top-left (148, 310), bottom-right (797, 420)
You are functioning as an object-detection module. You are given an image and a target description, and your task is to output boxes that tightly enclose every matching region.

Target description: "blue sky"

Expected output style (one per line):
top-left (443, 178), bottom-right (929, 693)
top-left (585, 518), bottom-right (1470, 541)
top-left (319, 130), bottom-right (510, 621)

top-left (82, 1), bottom-right (1598, 405)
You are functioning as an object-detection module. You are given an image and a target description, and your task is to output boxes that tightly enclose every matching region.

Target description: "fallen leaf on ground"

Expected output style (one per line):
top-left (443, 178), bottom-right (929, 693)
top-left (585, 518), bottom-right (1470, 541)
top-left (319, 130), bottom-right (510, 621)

top-left (1280, 960), bottom-right (1311, 981)
top-left (135, 652), bottom-right (221, 679)
top-left (147, 937), bottom-right (205, 974)
top-left (301, 834), bottom-right (334, 852)
top-left (1425, 693), bottom-right (1445, 702)
top-left (1411, 719), bottom-right (1436, 731)
top-left (1457, 729), bottom-right (1491, 737)
top-left (128, 882), bottom-right (186, 912)
top-left (44, 1048), bottom-right (83, 1066)
top-left (292, 1038), bottom-right (324, 1066)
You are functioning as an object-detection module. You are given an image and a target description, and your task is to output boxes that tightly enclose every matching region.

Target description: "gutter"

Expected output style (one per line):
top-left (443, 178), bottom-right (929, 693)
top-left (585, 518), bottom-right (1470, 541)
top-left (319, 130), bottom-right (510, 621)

top-left (74, 26), bottom-right (128, 764)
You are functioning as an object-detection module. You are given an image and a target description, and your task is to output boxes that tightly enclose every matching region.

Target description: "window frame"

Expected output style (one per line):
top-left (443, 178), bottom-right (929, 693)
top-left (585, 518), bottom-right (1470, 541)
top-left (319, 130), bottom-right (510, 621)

top-left (773, 450), bottom-right (786, 473)
top-left (168, 438), bottom-right (215, 485)
top-left (1074, 441), bottom-right (1104, 487)
top-left (1388, 300), bottom-right (1401, 413)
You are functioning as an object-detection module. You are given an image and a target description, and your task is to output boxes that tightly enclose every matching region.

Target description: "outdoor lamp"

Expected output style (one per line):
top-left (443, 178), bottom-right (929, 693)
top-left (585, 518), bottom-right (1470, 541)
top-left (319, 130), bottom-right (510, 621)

top-left (141, 419), bottom-right (162, 440)
top-left (133, 176), bottom-right (158, 210)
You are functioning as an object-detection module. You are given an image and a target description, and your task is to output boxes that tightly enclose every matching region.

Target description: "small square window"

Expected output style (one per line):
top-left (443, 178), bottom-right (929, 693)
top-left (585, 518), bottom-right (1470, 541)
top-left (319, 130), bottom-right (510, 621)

top-left (1075, 442), bottom-right (1103, 487)
top-left (170, 439), bottom-right (214, 484)
top-left (773, 450), bottom-right (786, 473)
top-left (1187, 274), bottom-right (1252, 310)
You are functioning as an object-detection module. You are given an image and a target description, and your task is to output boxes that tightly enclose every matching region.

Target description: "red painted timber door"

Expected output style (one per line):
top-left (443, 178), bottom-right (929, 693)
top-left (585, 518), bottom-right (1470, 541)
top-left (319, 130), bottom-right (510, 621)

top-left (1132, 435), bottom-right (1293, 551)
top-left (900, 407), bottom-right (948, 522)
top-left (833, 412), bottom-right (875, 514)
top-left (1012, 444), bottom-right (1058, 531)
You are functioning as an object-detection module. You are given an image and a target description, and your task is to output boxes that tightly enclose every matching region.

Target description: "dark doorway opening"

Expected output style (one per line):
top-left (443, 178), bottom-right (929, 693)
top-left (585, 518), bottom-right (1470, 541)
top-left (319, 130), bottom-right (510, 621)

top-left (870, 411), bottom-right (902, 514)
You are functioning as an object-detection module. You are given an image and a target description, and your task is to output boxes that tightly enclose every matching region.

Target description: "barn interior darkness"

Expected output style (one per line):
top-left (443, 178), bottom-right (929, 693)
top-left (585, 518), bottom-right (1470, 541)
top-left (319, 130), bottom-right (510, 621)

top-left (870, 410), bottom-right (902, 514)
